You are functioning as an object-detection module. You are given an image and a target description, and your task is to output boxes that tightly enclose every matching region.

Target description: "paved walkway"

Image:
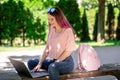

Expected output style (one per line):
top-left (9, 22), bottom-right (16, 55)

top-left (0, 46), bottom-right (120, 80)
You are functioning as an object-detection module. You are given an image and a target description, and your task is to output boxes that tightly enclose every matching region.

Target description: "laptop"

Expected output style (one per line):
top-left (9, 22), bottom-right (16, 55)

top-left (9, 58), bottom-right (49, 78)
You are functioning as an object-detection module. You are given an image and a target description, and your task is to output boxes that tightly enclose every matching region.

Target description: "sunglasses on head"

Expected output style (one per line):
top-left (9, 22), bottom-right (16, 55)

top-left (47, 8), bottom-right (56, 13)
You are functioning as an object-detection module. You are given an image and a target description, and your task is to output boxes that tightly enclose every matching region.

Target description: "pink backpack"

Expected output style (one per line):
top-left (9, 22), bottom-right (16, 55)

top-left (77, 44), bottom-right (100, 71)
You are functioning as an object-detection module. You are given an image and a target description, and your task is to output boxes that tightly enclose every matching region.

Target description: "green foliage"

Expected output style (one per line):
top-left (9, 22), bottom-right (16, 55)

top-left (26, 18), bottom-right (46, 44)
top-left (81, 9), bottom-right (90, 41)
top-left (21, 0), bottom-right (54, 44)
top-left (106, 0), bottom-right (120, 9)
top-left (0, 0), bottom-right (47, 46)
top-left (56, 0), bottom-right (82, 38)
top-left (81, 0), bottom-right (98, 10)
top-left (1, 0), bottom-right (120, 46)
top-left (43, 0), bottom-right (56, 8)
top-left (0, 0), bottom-right (23, 46)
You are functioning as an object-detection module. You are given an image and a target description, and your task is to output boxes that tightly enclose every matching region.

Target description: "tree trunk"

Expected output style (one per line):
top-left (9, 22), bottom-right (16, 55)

top-left (22, 29), bottom-right (25, 47)
top-left (0, 39), bottom-right (2, 45)
top-left (97, 0), bottom-right (105, 43)
top-left (10, 39), bottom-right (13, 46)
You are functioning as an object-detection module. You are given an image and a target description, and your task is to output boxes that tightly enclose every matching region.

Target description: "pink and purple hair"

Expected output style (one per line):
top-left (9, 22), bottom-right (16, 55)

top-left (47, 7), bottom-right (75, 34)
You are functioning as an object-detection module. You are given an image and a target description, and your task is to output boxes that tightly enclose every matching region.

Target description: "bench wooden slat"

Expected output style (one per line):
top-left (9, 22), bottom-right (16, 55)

top-left (60, 69), bottom-right (120, 80)
top-left (22, 63), bottom-right (120, 80)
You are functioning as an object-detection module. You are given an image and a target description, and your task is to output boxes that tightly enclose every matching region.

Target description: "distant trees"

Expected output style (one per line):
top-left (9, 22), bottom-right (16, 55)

top-left (0, 0), bottom-right (25, 46)
top-left (106, 3), bottom-right (115, 40)
top-left (82, 0), bottom-right (120, 42)
top-left (81, 9), bottom-right (90, 41)
top-left (81, 0), bottom-right (98, 9)
top-left (1, 0), bottom-right (120, 46)
top-left (93, 11), bottom-right (98, 41)
top-left (81, 0), bottom-right (106, 42)
top-left (26, 18), bottom-right (46, 45)
top-left (116, 10), bottom-right (120, 40)
top-left (0, 0), bottom-right (46, 46)
top-left (115, 0), bottom-right (120, 40)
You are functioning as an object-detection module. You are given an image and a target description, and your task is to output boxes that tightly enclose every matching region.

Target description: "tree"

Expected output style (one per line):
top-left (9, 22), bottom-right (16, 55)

top-left (17, 1), bottom-right (34, 46)
top-left (81, 8), bottom-right (90, 41)
top-left (0, 0), bottom-right (21, 46)
top-left (106, 3), bottom-right (115, 40)
top-left (0, 0), bottom-right (34, 46)
top-left (0, 0), bottom-right (51, 46)
top-left (26, 18), bottom-right (46, 45)
top-left (22, 0), bottom-right (51, 45)
top-left (116, 10), bottom-right (120, 40)
top-left (97, 0), bottom-right (105, 43)
top-left (56, 0), bottom-right (82, 39)
top-left (93, 11), bottom-right (98, 41)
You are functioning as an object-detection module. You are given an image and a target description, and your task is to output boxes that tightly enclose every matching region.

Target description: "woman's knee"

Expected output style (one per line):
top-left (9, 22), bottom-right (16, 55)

top-left (48, 63), bottom-right (57, 72)
top-left (48, 63), bottom-right (60, 80)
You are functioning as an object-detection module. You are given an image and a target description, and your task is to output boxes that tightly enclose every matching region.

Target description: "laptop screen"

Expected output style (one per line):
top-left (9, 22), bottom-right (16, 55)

top-left (9, 58), bottom-right (32, 77)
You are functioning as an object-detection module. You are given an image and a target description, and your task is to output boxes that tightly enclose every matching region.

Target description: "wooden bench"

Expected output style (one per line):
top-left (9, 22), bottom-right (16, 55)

top-left (22, 63), bottom-right (120, 80)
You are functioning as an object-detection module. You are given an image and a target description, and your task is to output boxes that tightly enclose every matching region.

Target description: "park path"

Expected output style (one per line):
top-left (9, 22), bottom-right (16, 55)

top-left (0, 46), bottom-right (120, 80)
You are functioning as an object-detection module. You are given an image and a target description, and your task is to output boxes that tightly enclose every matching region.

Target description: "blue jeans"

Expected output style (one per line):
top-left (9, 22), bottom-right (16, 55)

top-left (27, 55), bottom-right (74, 80)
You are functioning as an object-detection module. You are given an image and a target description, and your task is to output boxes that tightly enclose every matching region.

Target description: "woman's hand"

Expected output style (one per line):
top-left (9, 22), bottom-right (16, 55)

top-left (55, 59), bottom-right (60, 62)
top-left (32, 64), bottom-right (41, 72)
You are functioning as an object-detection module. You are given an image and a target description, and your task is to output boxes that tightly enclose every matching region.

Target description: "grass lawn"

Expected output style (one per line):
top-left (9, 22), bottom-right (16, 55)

top-left (0, 40), bottom-right (120, 52)
top-left (79, 40), bottom-right (120, 47)
top-left (0, 45), bottom-right (45, 52)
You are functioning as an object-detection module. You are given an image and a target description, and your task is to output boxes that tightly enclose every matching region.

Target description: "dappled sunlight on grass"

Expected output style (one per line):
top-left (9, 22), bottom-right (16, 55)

top-left (0, 45), bottom-right (45, 52)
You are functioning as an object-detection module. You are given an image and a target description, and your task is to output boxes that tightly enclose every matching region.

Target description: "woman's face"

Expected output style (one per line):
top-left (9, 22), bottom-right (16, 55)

top-left (48, 14), bottom-right (58, 28)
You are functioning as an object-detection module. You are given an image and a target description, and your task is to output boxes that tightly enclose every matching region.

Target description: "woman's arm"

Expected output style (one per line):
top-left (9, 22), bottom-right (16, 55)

top-left (38, 45), bottom-right (49, 65)
top-left (32, 45), bottom-right (49, 72)
top-left (39, 27), bottom-right (52, 64)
